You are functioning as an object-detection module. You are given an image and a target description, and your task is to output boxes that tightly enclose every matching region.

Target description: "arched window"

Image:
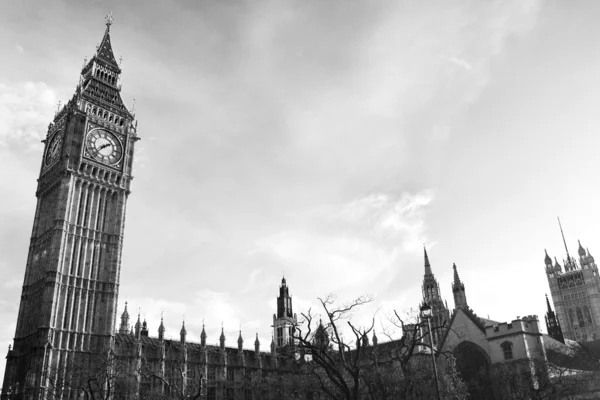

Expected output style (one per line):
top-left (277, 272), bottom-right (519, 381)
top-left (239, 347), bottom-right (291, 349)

top-left (577, 307), bottom-right (586, 327)
top-left (584, 306), bottom-right (593, 324)
top-left (501, 341), bottom-right (513, 360)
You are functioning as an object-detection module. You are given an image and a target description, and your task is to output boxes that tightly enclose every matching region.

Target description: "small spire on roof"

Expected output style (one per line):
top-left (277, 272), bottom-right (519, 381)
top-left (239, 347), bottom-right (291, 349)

top-left (578, 240), bottom-right (586, 257)
top-left (544, 249), bottom-right (552, 265)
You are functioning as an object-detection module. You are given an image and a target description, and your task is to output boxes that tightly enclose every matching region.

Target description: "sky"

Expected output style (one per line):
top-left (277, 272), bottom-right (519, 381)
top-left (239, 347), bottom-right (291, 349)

top-left (2, 0), bottom-right (600, 381)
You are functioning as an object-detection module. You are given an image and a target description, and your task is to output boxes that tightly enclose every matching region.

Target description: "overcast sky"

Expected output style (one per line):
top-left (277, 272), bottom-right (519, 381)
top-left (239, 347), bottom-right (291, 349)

top-left (2, 0), bottom-right (600, 381)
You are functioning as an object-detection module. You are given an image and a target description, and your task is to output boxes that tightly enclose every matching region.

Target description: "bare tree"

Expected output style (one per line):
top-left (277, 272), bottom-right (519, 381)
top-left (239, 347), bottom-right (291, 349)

top-left (290, 294), bottom-right (468, 400)
top-left (137, 357), bottom-right (205, 400)
top-left (45, 350), bottom-right (136, 400)
top-left (491, 351), bottom-right (600, 400)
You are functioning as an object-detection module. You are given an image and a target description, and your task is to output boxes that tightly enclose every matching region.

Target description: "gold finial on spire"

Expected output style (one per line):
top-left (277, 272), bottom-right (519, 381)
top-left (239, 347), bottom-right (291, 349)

top-left (105, 12), bottom-right (114, 27)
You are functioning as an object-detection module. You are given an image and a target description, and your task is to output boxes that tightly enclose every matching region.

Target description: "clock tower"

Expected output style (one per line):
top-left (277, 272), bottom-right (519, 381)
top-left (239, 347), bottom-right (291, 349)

top-left (2, 15), bottom-right (138, 399)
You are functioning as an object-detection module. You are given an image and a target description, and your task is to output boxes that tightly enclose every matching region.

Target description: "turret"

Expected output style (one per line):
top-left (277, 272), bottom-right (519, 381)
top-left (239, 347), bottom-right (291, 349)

top-left (544, 250), bottom-right (552, 268)
top-left (118, 301), bottom-right (130, 334)
top-left (180, 321), bottom-right (187, 345)
top-left (273, 277), bottom-right (297, 349)
top-left (200, 322), bottom-right (207, 347)
top-left (220, 326), bottom-right (226, 350)
top-left (452, 263), bottom-right (468, 310)
top-left (238, 329), bottom-right (244, 353)
top-left (554, 257), bottom-right (562, 273)
top-left (277, 276), bottom-right (293, 318)
top-left (158, 315), bottom-right (165, 341)
top-left (314, 319), bottom-right (330, 348)
top-left (141, 319), bottom-right (149, 337)
top-left (372, 331), bottom-right (378, 347)
top-left (578, 240), bottom-right (586, 258)
top-left (270, 336), bottom-right (276, 355)
top-left (254, 333), bottom-right (260, 353)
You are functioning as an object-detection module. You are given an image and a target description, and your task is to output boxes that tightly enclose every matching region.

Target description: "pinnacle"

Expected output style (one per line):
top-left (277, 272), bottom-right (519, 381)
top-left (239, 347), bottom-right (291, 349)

top-left (424, 245), bottom-right (433, 275)
top-left (452, 263), bottom-right (461, 285)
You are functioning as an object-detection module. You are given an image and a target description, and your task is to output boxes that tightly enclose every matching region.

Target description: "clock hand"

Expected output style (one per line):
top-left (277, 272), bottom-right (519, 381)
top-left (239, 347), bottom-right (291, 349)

top-left (98, 143), bottom-right (111, 151)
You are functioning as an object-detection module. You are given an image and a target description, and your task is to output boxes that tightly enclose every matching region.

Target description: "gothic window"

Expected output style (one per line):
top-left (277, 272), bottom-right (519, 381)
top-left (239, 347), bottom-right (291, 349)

top-left (501, 341), bottom-right (513, 360)
top-left (584, 306), bottom-right (593, 324)
top-left (227, 368), bottom-right (234, 382)
top-left (569, 309), bottom-right (575, 326)
top-left (577, 307), bottom-right (585, 327)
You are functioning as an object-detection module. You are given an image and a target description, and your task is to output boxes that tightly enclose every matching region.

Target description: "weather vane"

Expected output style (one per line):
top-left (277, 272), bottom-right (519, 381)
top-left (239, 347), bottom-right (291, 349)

top-left (105, 12), bottom-right (114, 27)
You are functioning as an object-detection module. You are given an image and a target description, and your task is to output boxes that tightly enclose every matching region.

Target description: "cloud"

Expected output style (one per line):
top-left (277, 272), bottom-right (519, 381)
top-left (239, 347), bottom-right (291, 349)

top-left (0, 81), bottom-right (56, 150)
top-left (253, 191), bottom-right (434, 297)
top-left (450, 56), bottom-right (473, 71)
top-left (15, 44), bottom-right (24, 53)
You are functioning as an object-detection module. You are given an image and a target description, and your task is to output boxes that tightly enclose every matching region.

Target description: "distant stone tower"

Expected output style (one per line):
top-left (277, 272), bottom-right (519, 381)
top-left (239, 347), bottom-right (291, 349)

top-left (421, 247), bottom-right (450, 346)
top-left (272, 277), bottom-right (297, 348)
top-left (545, 219), bottom-right (600, 342)
top-left (545, 294), bottom-right (564, 344)
top-left (2, 15), bottom-right (138, 399)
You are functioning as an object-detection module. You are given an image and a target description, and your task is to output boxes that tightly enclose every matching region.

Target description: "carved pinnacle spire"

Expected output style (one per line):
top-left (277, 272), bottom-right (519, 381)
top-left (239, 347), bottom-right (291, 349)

top-left (424, 245), bottom-right (432, 275)
top-left (453, 263), bottom-right (461, 285)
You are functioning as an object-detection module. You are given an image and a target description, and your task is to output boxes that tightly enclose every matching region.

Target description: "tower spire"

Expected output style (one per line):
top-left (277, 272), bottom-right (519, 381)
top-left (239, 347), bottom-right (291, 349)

top-left (424, 245), bottom-right (432, 275)
top-left (452, 263), bottom-right (468, 310)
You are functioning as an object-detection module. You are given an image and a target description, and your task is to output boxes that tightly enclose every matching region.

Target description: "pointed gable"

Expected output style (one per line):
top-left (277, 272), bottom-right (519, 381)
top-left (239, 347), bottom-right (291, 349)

top-left (438, 308), bottom-right (490, 355)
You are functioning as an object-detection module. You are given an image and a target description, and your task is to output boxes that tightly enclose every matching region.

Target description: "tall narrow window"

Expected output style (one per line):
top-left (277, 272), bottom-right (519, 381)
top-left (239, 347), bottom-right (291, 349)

top-left (577, 307), bottom-right (585, 327)
top-left (584, 306), bottom-right (593, 324)
top-left (569, 309), bottom-right (575, 326)
top-left (501, 341), bottom-right (513, 360)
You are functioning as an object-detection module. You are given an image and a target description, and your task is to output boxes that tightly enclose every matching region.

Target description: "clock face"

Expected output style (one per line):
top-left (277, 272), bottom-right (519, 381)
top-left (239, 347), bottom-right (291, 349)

top-left (45, 132), bottom-right (63, 166)
top-left (86, 128), bottom-right (123, 165)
